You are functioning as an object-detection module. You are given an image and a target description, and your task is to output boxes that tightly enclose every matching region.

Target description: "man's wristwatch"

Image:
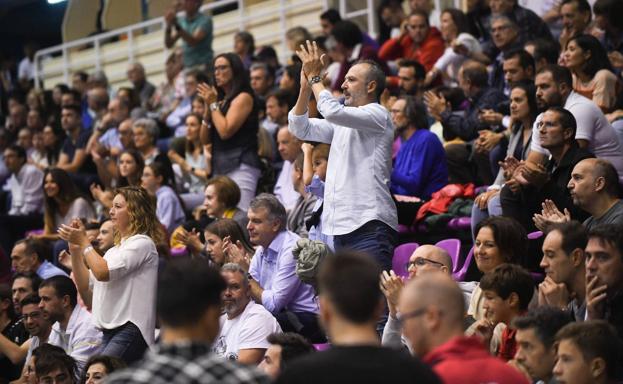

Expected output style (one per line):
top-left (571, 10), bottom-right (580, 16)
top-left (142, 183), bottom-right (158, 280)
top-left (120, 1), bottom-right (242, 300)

top-left (209, 102), bottom-right (219, 112)
top-left (308, 75), bottom-right (322, 85)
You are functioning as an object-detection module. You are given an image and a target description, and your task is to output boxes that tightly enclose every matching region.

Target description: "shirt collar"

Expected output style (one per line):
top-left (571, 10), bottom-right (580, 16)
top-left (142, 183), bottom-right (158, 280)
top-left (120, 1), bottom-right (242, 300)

top-left (349, 43), bottom-right (362, 62)
top-left (263, 230), bottom-right (287, 259)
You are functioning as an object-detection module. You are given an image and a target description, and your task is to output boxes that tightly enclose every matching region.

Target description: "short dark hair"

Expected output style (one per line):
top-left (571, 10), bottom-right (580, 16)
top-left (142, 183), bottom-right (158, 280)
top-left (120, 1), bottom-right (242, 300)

top-left (475, 216), bottom-right (528, 264)
top-left (504, 48), bottom-right (535, 73)
top-left (526, 39), bottom-right (560, 66)
top-left (398, 59), bottom-right (426, 80)
top-left (561, 0), bottom-right (592, 14)
top-left (266, 332), bottom-right (315, 369)
top-left (81, 355), bottom-right (126, 382)
top-left (34, 344), bottom-right (76, 380)
top-left (546, 106), bottom-right (577, 139)
top-left (157, 258), bottom-right (226, 326)
top-left (461, 61), bottom-right (489, 88)
top-left (330, 20), bottom-right (362, 48)
top-left (538, 65), bottom-right (573, 89)
top-left (544, 220), bottom-right (587, 256)
top-left (555, 320), bottom-right (623, 380)
top-left (409, 10), bottom-right (430, 27)
top-left (588, 224), bottom-right (623, 261)
top-left (73, 71), bottom-right (88, 82)
top-left (5, 144), bottom-right (27, 162)
top-left (40, 275), bottom-right (78, 308)
top-left (320, 9), bottom-right (341, 24)
top-left (513, 306), bottom-right (572, 349)
top-left (61, 104), bottom-right (82, 116)
top-left (593, 0), bottom-right (623, 30)
top-left (317, 251), bottom-right (382, 323)
top-left (20, 293), bottom-right (41, 308)
top-left (13, 272), bottom-right (42, 292)
top-left (402, 96), bottom-right (429, 130)
top-left (266, 89), bottom-right (292, 109)
top-left (592, 159), bottom-right (622, 197)
top-left (479, 263), bottom-right (535, 311)
top-left (14, 238), bottom-right (47, 263)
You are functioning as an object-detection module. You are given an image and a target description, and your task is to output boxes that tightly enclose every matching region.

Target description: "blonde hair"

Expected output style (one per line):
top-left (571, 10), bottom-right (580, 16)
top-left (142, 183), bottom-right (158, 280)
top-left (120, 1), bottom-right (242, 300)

top-left (112, 186), bottom-right (164, 245)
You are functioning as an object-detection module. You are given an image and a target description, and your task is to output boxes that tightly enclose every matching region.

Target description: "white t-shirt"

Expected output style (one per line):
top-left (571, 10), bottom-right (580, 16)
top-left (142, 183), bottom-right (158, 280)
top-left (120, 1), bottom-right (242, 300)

top-left (212, 300), bottom-right (281, 361)
top-left (91, 234), bottom-right (159, 346)
top-left (434, 33), bottom-right (481, 86)
top-left (530, 91), bottom-right (623, 182)
top-left (274, 160), bottom-right (300, 212)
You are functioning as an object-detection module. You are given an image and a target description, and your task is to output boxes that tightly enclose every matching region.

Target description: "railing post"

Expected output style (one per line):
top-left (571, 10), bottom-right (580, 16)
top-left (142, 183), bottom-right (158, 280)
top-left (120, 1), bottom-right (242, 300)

top-left (339, 0), bottom-right (346, 19)
top-left (95, 39), bottom-right (101, 72)
top-left (62, 46), bottom-right (69, 85)
top-left (128, 28), bottom-right (135, 64)
top-left (366, 0), bottom-right (376, 39)
top-left (279, 0), bottom-right (287, 58)
top-left (238, 0), bottom-right (245, 31)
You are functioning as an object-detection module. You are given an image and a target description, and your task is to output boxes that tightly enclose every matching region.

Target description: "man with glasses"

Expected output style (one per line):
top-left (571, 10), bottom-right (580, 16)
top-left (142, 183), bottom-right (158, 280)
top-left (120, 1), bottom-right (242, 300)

top-left (489, 15), bottom-right (523, 92)
top-left (398, 274), bottom-right (529, 383)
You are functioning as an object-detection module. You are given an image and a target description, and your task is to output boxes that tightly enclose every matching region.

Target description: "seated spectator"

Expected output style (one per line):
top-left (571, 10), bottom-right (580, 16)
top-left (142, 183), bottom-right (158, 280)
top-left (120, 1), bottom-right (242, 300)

top-left (236, 194), bottom-right (320, 342)
top-left (88, 98), bottom-right (130, 161)
top-left (0, 144), bottom-right (44, 255)
top-left (17, 127), bottom-right (35, 159)
top-left (275, 251), bottom-right (439, 384)
top-left (32, 125), bottom-right (63, 170)
top-left (286, 153), bottom-right (316, 238)
top-left (539, 221), bottom-right (587, 321)
top-left (524, 38), bottom-right (560, 73)
top-left (500, 49), bottom-right (535, 97)
top-left (168, 113), bottom-right (209, 210)
top-left (57, 104), bottom-right (97, 189)
top-left (126, 63), bottom-right (155, 110)
top-left (500, 107), bottom-right (594, 231)
top-left (164, 0), bottom-right (213, 70)
top-left (152, 50), bottom-right (184, 125)
top-left (389, 96), bottom-right (447, 200)
top-left (377, 0), bottom-right (406, 42)
top-left (250, 63), bottom-right (277, 107)
top-left (488, 15), bottom-right (525, 92)
top-left (34, 168), bottom-right (95, 245)
top-left (203, 176), bottom-right (249, 230)
top-left (11, 273), bottom-right (42, 314)
top-left (38, 276), bottom-right (102, 373)
top-left (328, 20), bottom-right (388, 91)
top-left (475, 263), bottom-right (535, 361)
top-left (191, 218), bottom-right (255, 266)
top-left (585, 224), bottom-right (623, 336)
top-left (11, 239), bottom-right (67, 279)
top-left (259, 332), bottom-right (314, 380)
top-left (105, 258), bottom-right (268, 384)
top-left (91, 149), bottom-right (144, 210)
top-left (379, 10), bottom-right (445, 74)
top-left (511, 307), bottom-right (572, 382)
top-left (488, 0), bottom-right (553, 46)
top-left (33, 343), bottom-right (77, 384)
top-left (141, 162), bottom-right (186, 235)
top-left (536, 159), bottom-right (623, 231)
top-left (300, 143), bottom-right (332, 248)
top-left (133, 118), bottom-right (161, 164)
top-left (0, 284), bottom-right (29, 381)
top-left (212, 263), bottom-right (281, 364)
top-left (233, 31), bottom-right (255, 70)
top-left (198, 53), bottom-right (262, 211)
top-left (165, 70), bottom-right (202, 137)
top-left (525, 65), bottom-right (623, 182)
top-left (274, 126), bottom-right (301, 211)
top-left (399, 274), bottom-right (530, 383)
top-left (471, 82), bottom-right (536, 236)
top-left (592, 0), bottom-right (623, 58)
top-left (469, 217), bottom-right (527, 323)
top-left (84, 87), bottom-right (109, 135)
top-left (553, 320), bottom-right (622, 384)
top-left (396, 60), bottom-right (426, 98)
top-left (563, 34), bottom-right (618, 112)
top-left (261, 89), bottom-right (290, 150)
top-left (116, 87), bottom-right (143, 119)
top-left (425, 8), bottom-right (482, 87)
top-left (81, 355), bottom-right (126, 384)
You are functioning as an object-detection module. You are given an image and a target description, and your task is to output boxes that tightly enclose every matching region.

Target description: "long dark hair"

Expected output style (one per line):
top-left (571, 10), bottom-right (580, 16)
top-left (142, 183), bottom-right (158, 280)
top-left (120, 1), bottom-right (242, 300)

top-left (205, 218), bottom-right (254, 254)
top-left (117, 149), bottom-right (145, 188)
top-left (214, 53), bottom-right (252, 103)
top-left (442, 8), bottom-right (470, 35)
top-left (43, 168), bottom-right (86, 234)
top-left (510, 82), bottom-right (538, 128)
top-left (475, 216), bottom-right (527, 265)
top-left (567, 34), bottom-right (614, 78)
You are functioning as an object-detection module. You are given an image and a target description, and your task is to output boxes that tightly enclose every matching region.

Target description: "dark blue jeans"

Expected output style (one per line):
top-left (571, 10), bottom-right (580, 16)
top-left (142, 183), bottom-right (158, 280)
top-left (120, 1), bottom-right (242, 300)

top-left (101, 322), bottom-right (148, 365)
top-left (333, 220), bottom-right (396, 272)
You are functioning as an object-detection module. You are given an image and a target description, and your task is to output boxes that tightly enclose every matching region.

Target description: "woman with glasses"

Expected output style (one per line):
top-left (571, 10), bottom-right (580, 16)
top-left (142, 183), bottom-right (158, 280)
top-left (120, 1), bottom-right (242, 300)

top-left (198, 53), bottom-right (262, 211)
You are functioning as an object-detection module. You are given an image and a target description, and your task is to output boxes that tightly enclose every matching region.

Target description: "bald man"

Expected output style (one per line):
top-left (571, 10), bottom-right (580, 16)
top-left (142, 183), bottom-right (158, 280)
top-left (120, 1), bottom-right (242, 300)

top-left (535, 158), bottom-right (623, 231)
top-left (399, 274), bottom-right (529, 383)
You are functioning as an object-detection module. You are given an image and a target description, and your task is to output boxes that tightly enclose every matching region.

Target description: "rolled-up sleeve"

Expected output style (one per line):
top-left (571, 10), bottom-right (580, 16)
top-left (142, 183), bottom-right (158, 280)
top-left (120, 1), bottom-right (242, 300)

top-left (316, 90), bottom-right (387, 134)
top-left (106, 237), bottom-right (155, 281)
top-left (260, 251), bottom-right (300, 313)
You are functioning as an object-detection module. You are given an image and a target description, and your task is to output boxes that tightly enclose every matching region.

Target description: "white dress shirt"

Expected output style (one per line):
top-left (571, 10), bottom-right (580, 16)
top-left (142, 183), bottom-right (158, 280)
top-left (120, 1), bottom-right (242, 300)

top-left (8, 163), bottom-right (44, 215)
top-left (273, 160), bottom-right (300, 211)
top-left (288, 90), bottom-right (398, 236)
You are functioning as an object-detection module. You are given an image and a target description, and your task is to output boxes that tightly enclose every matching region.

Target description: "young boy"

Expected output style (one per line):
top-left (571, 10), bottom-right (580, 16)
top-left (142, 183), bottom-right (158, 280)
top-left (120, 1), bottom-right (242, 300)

top-left (286, 152), bottom-right (317, 237)
top-left (476, 263), bottom-right (535, 361)
top-left (301, 142), bottom-right (332, 249)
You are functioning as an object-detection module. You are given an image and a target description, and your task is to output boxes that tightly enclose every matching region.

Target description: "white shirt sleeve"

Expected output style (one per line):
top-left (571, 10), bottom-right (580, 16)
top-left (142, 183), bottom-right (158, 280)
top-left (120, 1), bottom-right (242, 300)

top-left (106, 236), bottom-right (156, 281)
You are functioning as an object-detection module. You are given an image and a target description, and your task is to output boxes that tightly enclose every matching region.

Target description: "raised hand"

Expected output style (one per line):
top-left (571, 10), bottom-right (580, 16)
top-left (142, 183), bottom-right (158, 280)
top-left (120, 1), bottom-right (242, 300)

top-left (379, 270), bottom-right (404, 316)
top-left (296, 40), bottom-right (327, 82)
top-left (538, 276), bottom-right (570, 308)
top-left (197, 83), bottom-right (218, 107)
top-left (586, 274), bottom-right (608, 320)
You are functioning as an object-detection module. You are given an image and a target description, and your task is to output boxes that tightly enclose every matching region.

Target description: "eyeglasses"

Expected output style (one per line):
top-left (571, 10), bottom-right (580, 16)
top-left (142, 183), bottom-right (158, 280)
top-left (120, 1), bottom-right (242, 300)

top-left (22, 311), bottom-right (42, 320)
top-left (405, 257), bottom-right (446, 270)
top-left (395, 308), bottom-right (427, 324)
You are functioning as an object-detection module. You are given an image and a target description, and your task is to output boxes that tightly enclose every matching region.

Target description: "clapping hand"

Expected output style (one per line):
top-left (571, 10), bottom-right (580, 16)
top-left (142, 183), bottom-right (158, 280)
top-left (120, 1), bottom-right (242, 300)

top-left (532, 199), bottom-right (571, 230)
top-left (58, 218), bottom-right (89, 248)
top-left (379, 270), bottom-right (404, 316)
top-left (296, 40), bottom-right (328, 82)
top-left (197, 83), bottom-right (218, 106)
top-left (423, 91), bottom-right (448, 120)
top-left (223, 236), bottom-right (250, 270)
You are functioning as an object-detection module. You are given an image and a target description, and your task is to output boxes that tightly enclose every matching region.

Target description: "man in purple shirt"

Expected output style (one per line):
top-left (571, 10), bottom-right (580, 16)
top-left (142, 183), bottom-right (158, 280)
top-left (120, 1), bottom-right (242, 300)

top-left (236, 193), bottom-right (322, 342)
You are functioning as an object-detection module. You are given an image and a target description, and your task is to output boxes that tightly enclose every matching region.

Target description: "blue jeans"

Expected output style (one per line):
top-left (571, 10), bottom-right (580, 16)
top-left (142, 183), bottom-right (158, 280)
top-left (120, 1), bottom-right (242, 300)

top-left (333, 220), bottom-right (396, 272)
top-left (101, 322), bottom-right (148, 365)
top-left (470, 193), bottom-right (503, 240)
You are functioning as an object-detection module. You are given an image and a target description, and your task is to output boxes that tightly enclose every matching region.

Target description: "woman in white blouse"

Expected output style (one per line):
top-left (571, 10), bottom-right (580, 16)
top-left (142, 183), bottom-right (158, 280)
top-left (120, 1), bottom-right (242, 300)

top-left (59, 185), bottom-right (162, 364)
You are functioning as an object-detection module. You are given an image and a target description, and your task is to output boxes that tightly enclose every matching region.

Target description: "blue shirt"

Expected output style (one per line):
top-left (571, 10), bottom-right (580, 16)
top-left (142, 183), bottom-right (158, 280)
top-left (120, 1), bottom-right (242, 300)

top-left (249, 231), bottom-right (318, 314)
top-left (37, 260), bottom-right (68, 280)
top-left (390, 129), bottom-right (448, 199)
top-left (155, 186), bottom-right (186, 234)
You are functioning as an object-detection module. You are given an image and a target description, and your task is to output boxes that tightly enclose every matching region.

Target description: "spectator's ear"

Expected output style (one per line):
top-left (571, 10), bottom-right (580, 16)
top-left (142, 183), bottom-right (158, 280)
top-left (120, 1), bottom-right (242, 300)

top-left (588, 357), bottom-right (606, 381)
top-left (594, 176), bottom-right (606, 192)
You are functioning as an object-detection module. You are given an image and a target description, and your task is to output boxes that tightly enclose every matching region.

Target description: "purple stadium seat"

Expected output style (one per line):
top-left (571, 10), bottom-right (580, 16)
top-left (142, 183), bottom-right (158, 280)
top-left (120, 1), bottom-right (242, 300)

top-left (392, 243), bottom-right (419, 278)
top-left (453, 246), bottom-right (474, 282)
top-left (528, 231), bottom-right (543, 240)
top-left (170, 247), bottom-right (188, 258)
top-left (447, 217), bottom-right (471, 230)
top-left (313, 343), bottom-right (331, 351)
top-left (435, 239), bottom-right (461, 273)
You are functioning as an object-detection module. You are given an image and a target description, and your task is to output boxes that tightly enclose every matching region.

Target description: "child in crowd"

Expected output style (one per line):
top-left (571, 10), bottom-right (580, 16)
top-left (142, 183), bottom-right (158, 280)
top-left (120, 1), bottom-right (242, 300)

top-left (287, 152), bottom-right (317, 238)
top-left (475, 263), bottom-right (535, 361)
top-left (301, 143), bottom-right (332, 249)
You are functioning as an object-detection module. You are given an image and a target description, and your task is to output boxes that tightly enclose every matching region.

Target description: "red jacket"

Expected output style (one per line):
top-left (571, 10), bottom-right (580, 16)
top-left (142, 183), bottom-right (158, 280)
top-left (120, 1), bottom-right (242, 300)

top-left (423, 336), bottom-right (530, 384)
top-left (379, 27), bottom-right (445, 87)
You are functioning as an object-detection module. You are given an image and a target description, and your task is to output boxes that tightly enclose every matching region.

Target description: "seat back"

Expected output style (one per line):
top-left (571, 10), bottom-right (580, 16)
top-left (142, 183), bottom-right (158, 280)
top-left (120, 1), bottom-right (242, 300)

top-left (392, 243), bottom-right (419, 278)
top-left (528, 231), bottom-right (543, 240)
top-left (435, 238), bottom-right (461, 273)
top-left (453, 246), bottom-right (474, 281)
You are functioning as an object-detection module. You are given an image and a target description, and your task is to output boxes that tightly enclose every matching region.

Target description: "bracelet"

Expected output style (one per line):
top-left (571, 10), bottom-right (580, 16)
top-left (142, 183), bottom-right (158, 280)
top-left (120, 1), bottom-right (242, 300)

top-left (190, 167), bottom-right (196, 174)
